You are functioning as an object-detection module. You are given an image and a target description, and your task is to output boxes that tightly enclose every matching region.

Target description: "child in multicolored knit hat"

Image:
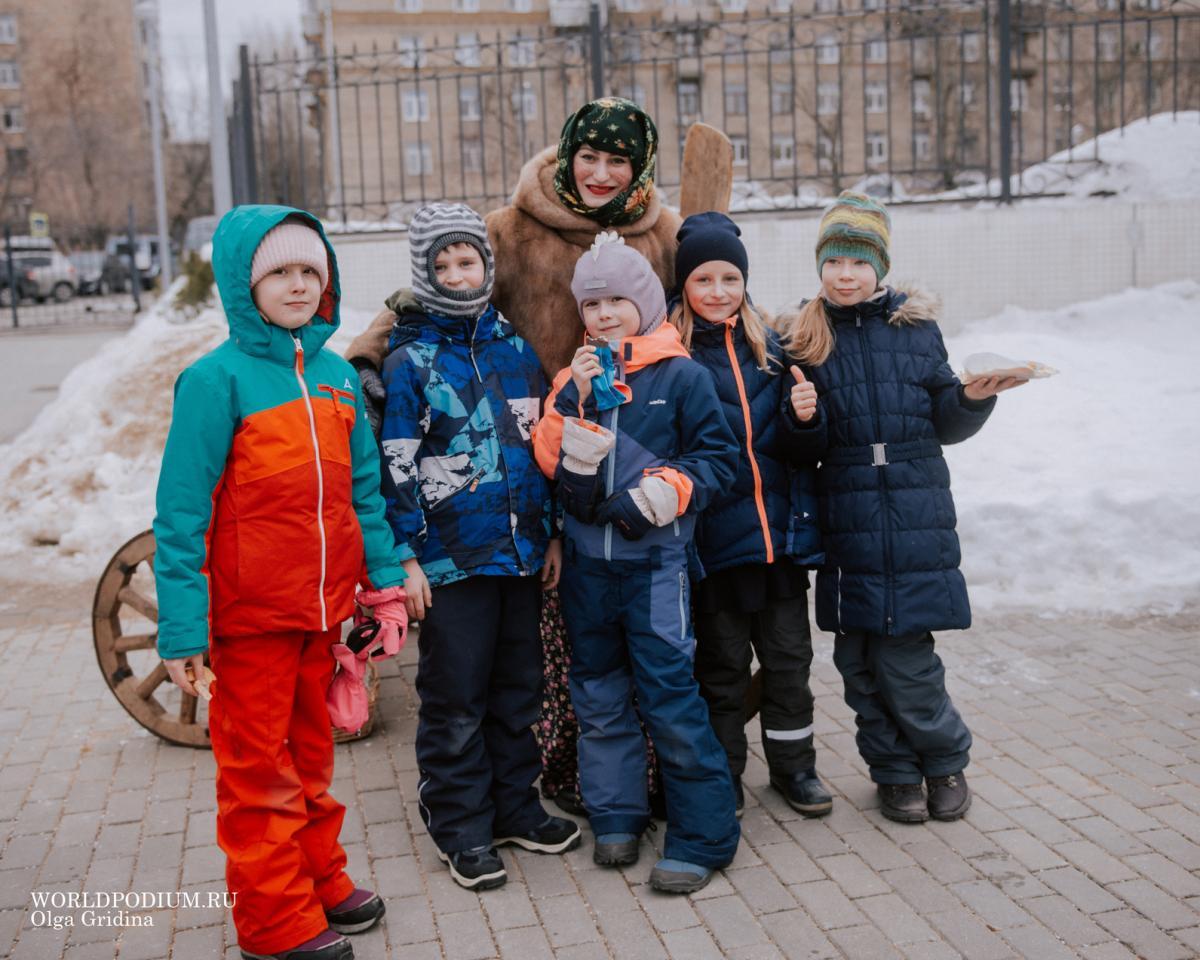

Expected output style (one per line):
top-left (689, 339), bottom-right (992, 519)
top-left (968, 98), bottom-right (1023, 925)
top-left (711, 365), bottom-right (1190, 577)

top-left (777, 191), bottom-right (1025, 827)
top-left (378, 201), bottom-right (580, 892)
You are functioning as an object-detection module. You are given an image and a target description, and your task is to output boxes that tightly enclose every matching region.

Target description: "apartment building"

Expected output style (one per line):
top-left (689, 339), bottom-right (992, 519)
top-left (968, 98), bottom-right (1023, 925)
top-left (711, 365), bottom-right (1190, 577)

top-left (293, 0), bottom-right (1195, 218)
top-left (0, 0), bottom-right (157, 244)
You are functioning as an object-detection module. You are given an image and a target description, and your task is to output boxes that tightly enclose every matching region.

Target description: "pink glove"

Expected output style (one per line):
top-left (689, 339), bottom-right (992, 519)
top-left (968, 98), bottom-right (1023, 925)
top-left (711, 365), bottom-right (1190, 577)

top-left (354, 584), bottom-right (409, 657)
top-left (326, 585), bottom-right (409, 734)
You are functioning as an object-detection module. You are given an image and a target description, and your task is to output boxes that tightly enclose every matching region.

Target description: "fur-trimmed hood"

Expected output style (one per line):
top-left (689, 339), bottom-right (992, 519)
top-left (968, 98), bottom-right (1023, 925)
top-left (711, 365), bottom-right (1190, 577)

top-left (773, 284), bottom-right (940, 332)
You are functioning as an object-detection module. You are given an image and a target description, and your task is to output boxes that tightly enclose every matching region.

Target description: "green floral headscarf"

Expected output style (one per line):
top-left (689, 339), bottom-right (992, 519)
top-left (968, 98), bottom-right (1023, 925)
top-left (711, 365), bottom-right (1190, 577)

top-left (553, 97), bottom-right (659, 227)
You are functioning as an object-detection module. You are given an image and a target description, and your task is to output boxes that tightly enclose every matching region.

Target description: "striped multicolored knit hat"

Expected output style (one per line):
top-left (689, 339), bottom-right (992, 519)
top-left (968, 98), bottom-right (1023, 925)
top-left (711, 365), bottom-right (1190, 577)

top-left (409, 202), bottom-right (495, 318)
top-left (815, 191), bottom-right (891, 283)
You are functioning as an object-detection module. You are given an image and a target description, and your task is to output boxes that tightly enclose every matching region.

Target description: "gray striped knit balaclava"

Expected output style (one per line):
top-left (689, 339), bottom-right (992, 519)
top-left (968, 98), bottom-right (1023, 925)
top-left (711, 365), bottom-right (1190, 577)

top-left (408, 202), bottom-right (495, 318)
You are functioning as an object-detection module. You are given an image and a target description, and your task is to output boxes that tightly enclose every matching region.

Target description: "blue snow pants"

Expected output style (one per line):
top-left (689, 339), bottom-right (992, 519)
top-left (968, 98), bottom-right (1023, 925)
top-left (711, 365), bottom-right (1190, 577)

top-left (560, 548), bottom-right (740, 870)
top-left (834, 630), bottom-right (972, 784)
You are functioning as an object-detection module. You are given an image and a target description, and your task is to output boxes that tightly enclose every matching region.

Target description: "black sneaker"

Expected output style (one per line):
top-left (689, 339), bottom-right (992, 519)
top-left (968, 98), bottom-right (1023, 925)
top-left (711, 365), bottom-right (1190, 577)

top-left (770, 769), bottom-right (834, 818)
top-left (437, 845), bottom-right (507, 890)
top-left (733, 776), bottom-right (744, 820)
top-left (326, 888), bottom-right (385, 934)
top-left (495, 815), bottom-right (582, 854)
top-left (548, 788), bottom-right (589, 819)
top-left (877, 782), bottom-right (929, 823)
top-left (926, 772), bottom-right (971, 821)
top-left (240, 929), bottom-right (353, 960)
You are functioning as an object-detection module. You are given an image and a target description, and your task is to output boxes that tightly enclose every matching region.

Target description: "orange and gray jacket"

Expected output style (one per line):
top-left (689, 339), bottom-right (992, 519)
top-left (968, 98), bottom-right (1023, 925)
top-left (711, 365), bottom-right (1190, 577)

top-left (533, 324), bottom-right (738, 562)
top-left (152, 205), bottom-right (404, 660)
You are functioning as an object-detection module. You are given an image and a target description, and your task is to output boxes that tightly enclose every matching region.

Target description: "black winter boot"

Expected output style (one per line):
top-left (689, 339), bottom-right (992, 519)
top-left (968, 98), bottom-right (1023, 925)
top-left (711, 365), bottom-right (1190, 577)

top-left (926, 772), bottom-right (971, 821)
top-left (877, 782), bottom-right (928, 823)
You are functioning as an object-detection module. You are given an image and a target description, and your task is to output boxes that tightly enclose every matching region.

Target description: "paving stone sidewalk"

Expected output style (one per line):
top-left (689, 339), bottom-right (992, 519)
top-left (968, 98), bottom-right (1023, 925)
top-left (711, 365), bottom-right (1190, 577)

top-left (0, 610), bottom-right (1198, 960)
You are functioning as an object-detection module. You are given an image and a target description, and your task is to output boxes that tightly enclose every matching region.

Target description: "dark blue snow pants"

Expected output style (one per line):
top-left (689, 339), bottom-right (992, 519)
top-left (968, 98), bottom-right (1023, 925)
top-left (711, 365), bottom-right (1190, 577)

top-left (560, 550), bottom-right (740, 870)
top-left (415, 575), bottom-right (547, 853)
top-left (834, 630), bottom-right (972, 784)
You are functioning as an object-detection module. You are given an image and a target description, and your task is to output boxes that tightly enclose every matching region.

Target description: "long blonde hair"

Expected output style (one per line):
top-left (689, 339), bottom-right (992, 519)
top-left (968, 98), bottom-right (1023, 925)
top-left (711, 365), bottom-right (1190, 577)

top-left (777, 296), bottom-right (836, 366)
top-left (669, 295), bottom-right (774, 370)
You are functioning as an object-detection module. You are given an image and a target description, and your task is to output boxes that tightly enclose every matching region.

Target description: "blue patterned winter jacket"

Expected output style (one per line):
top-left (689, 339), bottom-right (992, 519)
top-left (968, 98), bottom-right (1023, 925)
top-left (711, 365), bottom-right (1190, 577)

top-left (379, 303), bottom-right (552, 587)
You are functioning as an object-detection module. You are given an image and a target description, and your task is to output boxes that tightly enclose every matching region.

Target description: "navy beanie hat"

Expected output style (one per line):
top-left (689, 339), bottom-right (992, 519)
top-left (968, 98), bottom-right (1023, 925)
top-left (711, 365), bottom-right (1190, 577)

top-left (673, 211), bottom-right (749, 295)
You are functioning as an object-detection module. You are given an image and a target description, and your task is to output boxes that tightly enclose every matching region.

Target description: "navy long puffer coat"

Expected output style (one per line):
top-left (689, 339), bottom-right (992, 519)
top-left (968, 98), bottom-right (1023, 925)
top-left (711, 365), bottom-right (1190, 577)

top-left (688, 316), bottom-right (823, 574)
top-left (799, 288), bottom-right (995, 637)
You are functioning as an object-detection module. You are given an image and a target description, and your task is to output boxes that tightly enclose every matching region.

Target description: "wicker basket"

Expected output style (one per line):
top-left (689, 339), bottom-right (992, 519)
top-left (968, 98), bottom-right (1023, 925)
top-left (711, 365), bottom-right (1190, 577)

top-left (331, 659), bottom-right (381, 744)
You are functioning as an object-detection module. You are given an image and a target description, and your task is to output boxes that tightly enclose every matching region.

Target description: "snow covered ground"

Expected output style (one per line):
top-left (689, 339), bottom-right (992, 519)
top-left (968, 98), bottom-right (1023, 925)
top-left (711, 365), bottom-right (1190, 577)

top-left (0, 280), bottom-right (1197, 618)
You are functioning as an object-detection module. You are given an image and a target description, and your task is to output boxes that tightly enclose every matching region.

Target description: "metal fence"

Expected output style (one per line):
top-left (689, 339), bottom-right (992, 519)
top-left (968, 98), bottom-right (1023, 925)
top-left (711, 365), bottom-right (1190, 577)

top-left (234, 0), bottom-right (1200, 222)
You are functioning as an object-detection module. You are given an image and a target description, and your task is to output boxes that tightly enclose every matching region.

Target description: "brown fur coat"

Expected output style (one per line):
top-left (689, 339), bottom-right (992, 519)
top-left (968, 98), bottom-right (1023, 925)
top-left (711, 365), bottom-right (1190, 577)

top-left (344, 146), bottom-right (682, 376)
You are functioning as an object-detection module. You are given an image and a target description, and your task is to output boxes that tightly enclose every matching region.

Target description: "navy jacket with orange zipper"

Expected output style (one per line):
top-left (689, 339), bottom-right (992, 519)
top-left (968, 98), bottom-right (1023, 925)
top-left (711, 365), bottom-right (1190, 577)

top-left (687, 316), bottom-right (823, 575)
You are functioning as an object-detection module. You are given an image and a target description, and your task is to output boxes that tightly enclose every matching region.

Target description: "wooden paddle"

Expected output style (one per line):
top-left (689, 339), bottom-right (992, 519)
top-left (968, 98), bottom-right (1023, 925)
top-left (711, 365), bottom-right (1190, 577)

top-left (679, 122), bottom-right (734, 217)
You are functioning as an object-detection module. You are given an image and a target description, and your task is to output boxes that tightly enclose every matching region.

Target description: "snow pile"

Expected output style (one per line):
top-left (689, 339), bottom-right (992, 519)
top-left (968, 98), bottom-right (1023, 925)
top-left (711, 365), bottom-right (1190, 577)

top-left (0, 288), bottom-right (379, 584)
top-left (1, 281), bottom-right (1197, 617)
top-left (947, 280), bottom-right (1200, 616)
top-left (945, 111), bottom-right (1200, 203)
top-left (728, 112), bottom-right (1200, 211)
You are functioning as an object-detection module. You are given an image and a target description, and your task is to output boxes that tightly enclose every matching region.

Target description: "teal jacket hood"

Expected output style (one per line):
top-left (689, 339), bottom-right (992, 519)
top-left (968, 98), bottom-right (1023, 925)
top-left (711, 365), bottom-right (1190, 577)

top-left (211, 204), bottom-right (340, 365)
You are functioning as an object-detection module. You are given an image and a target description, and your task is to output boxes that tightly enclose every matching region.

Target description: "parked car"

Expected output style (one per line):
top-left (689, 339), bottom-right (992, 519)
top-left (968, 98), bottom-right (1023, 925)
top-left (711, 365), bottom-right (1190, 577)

top-left (101, 235), bottom-right (178, 292)
top-left (183, 215), bottom-right (218, 261)
top-left (69, 250), bottom-right (108, 296)
top-left (2, 251), bottom-right (77, 303)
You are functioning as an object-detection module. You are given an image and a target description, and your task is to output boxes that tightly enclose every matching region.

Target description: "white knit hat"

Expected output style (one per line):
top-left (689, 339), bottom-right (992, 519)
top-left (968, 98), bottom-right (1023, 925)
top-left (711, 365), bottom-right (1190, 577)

top-left (250, 221), bottom-right (330, 291)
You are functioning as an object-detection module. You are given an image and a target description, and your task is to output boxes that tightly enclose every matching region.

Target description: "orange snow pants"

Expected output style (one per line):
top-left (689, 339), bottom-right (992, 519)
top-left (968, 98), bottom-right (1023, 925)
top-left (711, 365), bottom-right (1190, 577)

top-left (209, 626), bottom-right (355, 955)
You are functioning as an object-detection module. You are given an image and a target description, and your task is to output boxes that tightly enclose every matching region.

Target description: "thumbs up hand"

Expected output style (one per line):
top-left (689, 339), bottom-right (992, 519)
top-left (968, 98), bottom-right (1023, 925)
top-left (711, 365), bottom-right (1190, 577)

top-left (789, 366), bottom-right (818, 423)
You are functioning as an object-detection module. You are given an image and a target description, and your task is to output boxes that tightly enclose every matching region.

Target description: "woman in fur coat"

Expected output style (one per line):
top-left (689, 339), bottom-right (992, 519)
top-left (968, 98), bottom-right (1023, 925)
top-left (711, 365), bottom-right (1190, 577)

top-left (348, 98), bottom-right (707, 816)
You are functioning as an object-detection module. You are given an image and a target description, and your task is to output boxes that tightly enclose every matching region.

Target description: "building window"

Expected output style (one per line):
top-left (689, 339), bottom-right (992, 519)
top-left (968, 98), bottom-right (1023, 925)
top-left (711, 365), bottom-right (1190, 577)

top-left (509, 0), bottom-right (533, 11)
top-left (618, 34), bottom-right (641, 61)
top-left (861, 0), bottom-right (882, 9)
top-left (405, 142), bottom-right (432, 175)
top-left (911, 37), bottom-right (932, 64)
top-left (817, 35), bottom-right (840, 64)
top-left (771, 0), bottom-right (792, 10)
top-left (815, 0), bottom-right (837, 11)
top-left (913, 79), bottom-right (931, 119)
top-left (725, 82), bottom-right (747, 116)
top-left (6, 145), bottom-right (27, 173)
top-left (1052, 79), bottom-right (1071, 112)
top-left (395, 0), bottom-right (421, 12)
top-left (2, 104), bottom-right (22, 132)
top-left (402, 89), bottom-right (430, 122)
top-left (1098, 28), bottom-right (1119, 62)
top-left (866, 133), bottom-right (887, 165)
top-left (772, 135), bottom-right (794, 164)
top-left (865, 82), bottom-right (886, 113)
top-left (962, 33), bottom-right (981, 63)
top-left (462, 138), bottom-right (483, 172)
top-left (453, 0), bottom-right (479, 10)
top-left (677, 31), bottom-right (699, 56)
top-left (0, 60), bottom-right (19, 88)
top-left (460, 86), bottom-right (481, 121)
top-left (817, 82), bottom-right (839, 116)
top-left (398, 36), bottom-right (425, 68)
top-left (1010, 78), bottom-right (1029, 111)
top-left (1097, 0), bottom-right (1120, 9)
top-left (768, 30), bottom-right (790, 64)
top-left (730, 135), bottom-right (748, 165)
top-left (614, 0), bottom-right (643, 10)
top-left (720, 0), bottom-right (748, 12)
top-left (914, 131), bottom-right (931, 161)
top-left (456, 32), bottom-right (480, 67)
top-left (678, 80), bottom-right (700, 117)
top-left (509, 37), bottom-right (536, 67)
top-left (771, 81), bottom-right (793, 114)
top-left (816, 133), bottom-right (834, 171)
top-left (0, 15), bottom-right (16, 44)
top-left (865, 38), bottom-right (887, 63)
top-left (617, 84), bottom-right (646, 108)
top-left (511, 82), bottom-right (537, 119)
top-left (723, 33), bottom-right (746, 54)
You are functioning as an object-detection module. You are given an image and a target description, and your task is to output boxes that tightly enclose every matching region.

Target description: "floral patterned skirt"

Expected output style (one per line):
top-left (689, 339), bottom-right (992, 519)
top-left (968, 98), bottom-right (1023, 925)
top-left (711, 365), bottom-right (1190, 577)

top-left (537, 588), bottom-right (659, 801)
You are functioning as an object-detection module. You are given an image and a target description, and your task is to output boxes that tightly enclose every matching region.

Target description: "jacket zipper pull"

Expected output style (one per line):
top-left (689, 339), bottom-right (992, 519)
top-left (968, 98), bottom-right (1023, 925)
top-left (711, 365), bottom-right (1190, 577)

top-left (293, 335), bottom-right (304, 373)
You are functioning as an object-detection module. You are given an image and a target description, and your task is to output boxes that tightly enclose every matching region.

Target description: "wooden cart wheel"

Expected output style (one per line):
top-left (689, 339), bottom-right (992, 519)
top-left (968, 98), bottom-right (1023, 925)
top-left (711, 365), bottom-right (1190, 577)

top-left (94, 529), bottom-right (382, 747)
top-left (93, 529), bottom-right (211, 747)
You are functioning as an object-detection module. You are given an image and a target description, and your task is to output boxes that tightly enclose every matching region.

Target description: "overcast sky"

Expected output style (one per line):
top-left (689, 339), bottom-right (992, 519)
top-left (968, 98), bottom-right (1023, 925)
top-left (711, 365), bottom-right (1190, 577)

top-left (159, 0), bottom-right (304, 140)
